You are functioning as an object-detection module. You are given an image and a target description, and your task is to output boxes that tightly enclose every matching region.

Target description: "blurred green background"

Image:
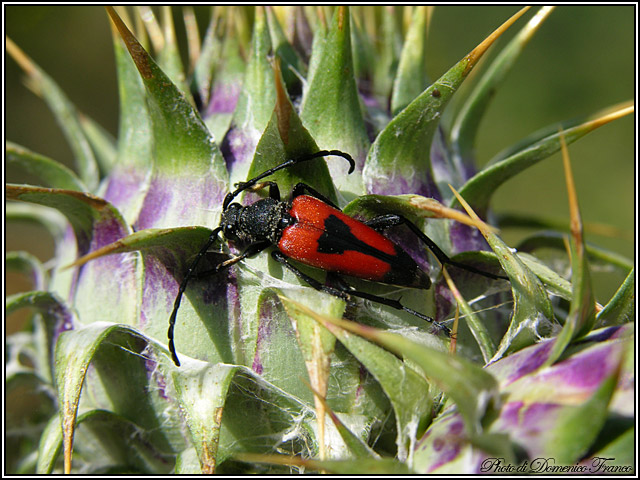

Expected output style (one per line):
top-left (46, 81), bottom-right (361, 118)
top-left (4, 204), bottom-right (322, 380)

top-left (5, 6), bottom-right (635, 311)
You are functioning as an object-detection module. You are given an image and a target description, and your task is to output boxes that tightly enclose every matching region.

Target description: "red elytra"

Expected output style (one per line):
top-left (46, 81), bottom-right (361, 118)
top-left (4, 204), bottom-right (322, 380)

top-left (279, 195), bottom-right (431, 289)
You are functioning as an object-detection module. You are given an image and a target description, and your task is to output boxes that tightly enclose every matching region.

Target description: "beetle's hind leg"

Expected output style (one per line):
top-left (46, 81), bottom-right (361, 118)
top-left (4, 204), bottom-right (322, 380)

top-left (365, 214), bottom-right (508, 281)
top-left (270, 251), bottom-right (450, 336)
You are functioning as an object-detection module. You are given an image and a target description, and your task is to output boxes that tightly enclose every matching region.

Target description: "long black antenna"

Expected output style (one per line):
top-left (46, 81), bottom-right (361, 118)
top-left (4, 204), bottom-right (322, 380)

top-left (223, 150), bottom-right (354, 209)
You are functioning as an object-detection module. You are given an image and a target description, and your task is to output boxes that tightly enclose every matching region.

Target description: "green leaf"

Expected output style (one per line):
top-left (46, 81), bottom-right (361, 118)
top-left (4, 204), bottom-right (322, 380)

top-left (215, 368), bottom-right (317, 465)
top-left (244, 61), bottom-right (341, 204)
top-left (172, 363), bottom-right (240, 473)
top-left (371, 5), bottom-right (404, 101)
top-left (455, 103), bottom-right (634, 213)
top-left (265, 6), bottom-right (305, 92)
top-left (201, 9), bottom-right (248, 142)
top-left (450, 187), bottom-right (555, 359)
top-left (106, 7), bottom-right (227, 230)
top-left (36, 414), bottom-right (64, 474)
top-left (155, 6), bottom-right (189, 98)
top-left (287, 300), bottom-right (500, 438)
top-left (587, 426), bottom-right (634, 469)
top-left (517, 252), bottom-right (572, 301)
top-left (304, 7), bottom-right (329, 87)
top-left (6, 38), bottom-right (99, 191)
top-left (597, 268), bottom-right (634, 327)
top-left (281, 289), bottom-right (338, 445)
top-left (300, 6), bottom-right (369, 198)
top-left (542, 363), bottom-right (621, 464)
top-left (78, 114), bottom-right (117, 177)
top-left (6, 142), bottom-right (86, 191)
top-left (105, 15), bottom-right (153, 224)
top-left (451, 7), bottom-right (554, 159)
top-left (175, 447), bottom-right (202, 474)
top-left (6, 251), bottom-right (48, 291)
top-left (54, 322), bottom-right (180, 473)
top-left (69, 226), bottom-right (213, 267)
top-left (5, 202), bottom-right (67, 242)
top-left (191, 7), bottom-right (219, 107)
top-left (364, 8), bottom-right (529, 198)
top-left (64, 225), bottom-right (239, 367)
top-left (38, 408), bottom-right (173, 474)
top-left (349, 11), bottom-right (375, 87)
top-left (515, 231), bottom-right (633, 271)
top-left (7, 184), bottom-right (129, 257)
top-left (544, 138), bottom-right (595, 367)
top-left (237, 453), bottom-right (413, 474)
top-left (6, 290), bottom-right (76, 383)
top-left (75, 410), bottom-right (173, 473)
top-left (6, 184), bottom-right (141, 331)
top-left (227, 7), bottom-right (277, 185)
top-left (6, 202), bottom-right (76, 301)
top-left (244, 290), bottom-right (312, 402)
top-left (391, 6), bottom-right (431, 115)
top-left (440, 263), bottom-right (496, 363)
top-left (302, 309), bottom-right (434, 461)
top-left (303, 386), bottom-right (379, 459)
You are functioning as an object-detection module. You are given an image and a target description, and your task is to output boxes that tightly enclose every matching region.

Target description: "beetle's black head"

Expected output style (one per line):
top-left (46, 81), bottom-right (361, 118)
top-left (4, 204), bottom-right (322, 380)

top-left (221, 198), bottom-right (294, 245)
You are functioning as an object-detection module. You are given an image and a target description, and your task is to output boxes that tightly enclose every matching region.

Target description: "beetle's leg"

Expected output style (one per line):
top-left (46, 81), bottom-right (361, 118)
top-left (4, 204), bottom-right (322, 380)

top-left (365, 214), bottom-right (508, 281)
top-left (271, 251), bottom-right (352, 301)
top-left (189, 241), bottom-right (271, 280)
top-left (168, 233), bottom-right (269, 367)
top-left (223, 150), bottom-right (355, 209)
top-left (291, 183), bottom-right (339, 209)
top-left (271, 252), bottom-right (450, 336)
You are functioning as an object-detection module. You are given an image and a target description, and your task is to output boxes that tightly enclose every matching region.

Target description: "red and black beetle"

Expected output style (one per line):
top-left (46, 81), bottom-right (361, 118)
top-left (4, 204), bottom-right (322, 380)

top-left (168, 150), bottom-right (506, 366)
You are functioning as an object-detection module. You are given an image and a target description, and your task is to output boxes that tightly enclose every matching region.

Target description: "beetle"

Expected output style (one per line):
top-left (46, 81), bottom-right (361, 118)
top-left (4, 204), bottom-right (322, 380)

top-left (168, 150), bottom-right (507, 366)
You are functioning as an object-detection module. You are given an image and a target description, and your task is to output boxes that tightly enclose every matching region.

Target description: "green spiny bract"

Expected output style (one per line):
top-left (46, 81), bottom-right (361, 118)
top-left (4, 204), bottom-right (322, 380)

top-left (6, 6), bottom-right (634, 474)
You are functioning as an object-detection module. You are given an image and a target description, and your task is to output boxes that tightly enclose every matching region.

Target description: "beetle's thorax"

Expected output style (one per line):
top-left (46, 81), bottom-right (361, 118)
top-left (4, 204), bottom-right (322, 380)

top-left (221, 198), bottom-right (295, 245)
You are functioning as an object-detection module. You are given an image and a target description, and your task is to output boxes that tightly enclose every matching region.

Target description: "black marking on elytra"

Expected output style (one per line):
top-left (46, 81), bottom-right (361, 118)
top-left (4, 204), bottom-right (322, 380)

top-left (317, 215), bottom-right (410, 267)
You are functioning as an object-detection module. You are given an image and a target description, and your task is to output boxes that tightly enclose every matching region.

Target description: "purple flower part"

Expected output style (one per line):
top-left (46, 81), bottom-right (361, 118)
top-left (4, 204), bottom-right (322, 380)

top-left (534, 341), bottom-right (622, 392)
top-left (134, 173), bottom-right (226, 230)
top-left (252, 297), bottom-right (277, 375)
top-left (139, 252), bottom-right (179, 330)
top-left (415, 414), bottom-right (466, 471)
top-left (380, 223), bottom-right (433, 275)
top-left (434, 281), bottom-right (455, 322)
top-left (459, 159), bottom-right (477, 183)
top-left (73, 214), bottom-right (137, 323)
top-left (205, 82), bottom-right (241, 117)
top-left (90, 214), bottom-right (129, 252)
top-left (449, 221), bottom-right (490, 254)
top-left (226, 267), bottom-right (243, 349)
top-left (430, 127), bottom-right (465, 190)
top-left (355, 363), bottom-right (369, 401)
top-left (367, 169), bottom-right (442, 202)
top-left (492, 401), bottom-right (564, 458)
top-left (576, 325), bottom-right (623, 344)
top-left (59, 224), bottom-right (80, 300)
top-left (490, 326), bottom-right (626, 394)
top-left (361, 92), bottom-right (380, 109)
top-left (487, 339), bottom-right (554, 385)
top-left (199, 264), bottom-right (233, 307)
top-left (143, 350), bottom-right (170, 401)
top-left (51, 299), bottom-right (76, 340)
top-left (101, 166), bottom-right (149, 221)
top-left (221, 126), bottom-right (258, 175)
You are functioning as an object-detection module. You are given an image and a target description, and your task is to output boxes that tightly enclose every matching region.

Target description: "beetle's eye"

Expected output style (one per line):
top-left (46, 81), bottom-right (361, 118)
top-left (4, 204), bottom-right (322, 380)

top-left (278, 216), bottom-right (293, 230)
